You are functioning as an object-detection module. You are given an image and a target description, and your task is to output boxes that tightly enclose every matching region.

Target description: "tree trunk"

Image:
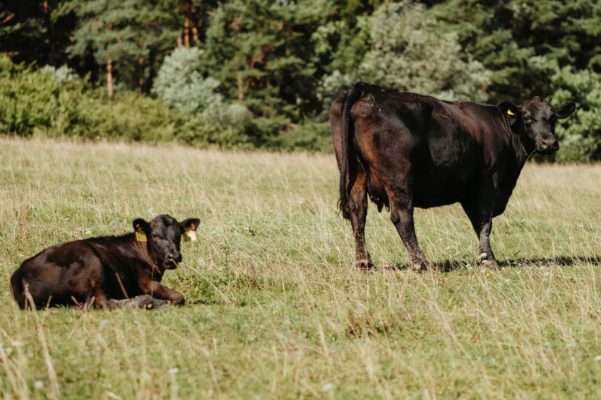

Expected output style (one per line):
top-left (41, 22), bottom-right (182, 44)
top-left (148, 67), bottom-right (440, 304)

top-left (183, 18), bottom-right (190, 47)
top-left (237, 72), bottom-right (244, 101)
top-left (143, 49), bottom-right (156, 93)
top-left (192, 25), bottom-right (199, 46)
top-left (106, 59), bottom-right (113, 98)
top-left (43, 0), bottom-right (56, 65)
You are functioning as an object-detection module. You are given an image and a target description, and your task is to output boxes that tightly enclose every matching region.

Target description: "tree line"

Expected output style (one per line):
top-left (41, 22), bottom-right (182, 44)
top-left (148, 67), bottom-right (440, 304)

top-left (1, 0), bottom-right (600, 160)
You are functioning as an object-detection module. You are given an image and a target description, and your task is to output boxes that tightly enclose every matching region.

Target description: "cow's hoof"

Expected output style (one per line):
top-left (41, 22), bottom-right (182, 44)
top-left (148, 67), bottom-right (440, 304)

top-left (411, 262), bottom-right (429, 272)
top-left (481, 259), bottom-right (499, 269)
top-left (383, 263), bottom-right (401, 271)
top-left (355, 259), bottom-right (375, 272)
top-left (357, 265), bottom-right (376, 273)
top-left (478, 253), bottom-right (499, 269)
top-left (408, 256), bottom-right (431, 272)
top-left (170, 296), bottom-right (185, 306)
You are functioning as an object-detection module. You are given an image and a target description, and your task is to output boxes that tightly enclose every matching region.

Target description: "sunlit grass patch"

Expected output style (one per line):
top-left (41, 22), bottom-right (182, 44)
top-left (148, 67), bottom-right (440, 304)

top-left (1, 137), bottom-right (600, 399)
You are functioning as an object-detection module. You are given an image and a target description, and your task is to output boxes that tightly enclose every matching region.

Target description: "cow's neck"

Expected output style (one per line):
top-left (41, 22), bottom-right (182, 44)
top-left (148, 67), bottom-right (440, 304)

top-left (129, 237), bottom-right (165, 278)
top-left (495, 120), bottom-right (535, 207)
top-left (497, 115), bottom-right (533, 166)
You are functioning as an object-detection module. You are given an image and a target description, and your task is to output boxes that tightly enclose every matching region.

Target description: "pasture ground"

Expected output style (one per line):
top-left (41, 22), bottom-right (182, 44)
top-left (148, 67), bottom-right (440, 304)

top-left (1, 137), bottom-right (601, 399)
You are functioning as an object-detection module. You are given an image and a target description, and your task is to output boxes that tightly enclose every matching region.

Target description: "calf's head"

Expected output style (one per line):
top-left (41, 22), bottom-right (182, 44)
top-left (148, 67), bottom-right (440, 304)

top-left (133, 215), bottom-right (200, 269)
top-left (499, 97), bottom-right (575, 154)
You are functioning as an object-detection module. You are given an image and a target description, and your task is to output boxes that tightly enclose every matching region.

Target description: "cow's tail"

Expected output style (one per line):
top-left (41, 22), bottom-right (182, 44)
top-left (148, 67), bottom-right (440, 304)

top-left (10, 270), bottom-right (27, 310)
top-left (339, 82), bottom-right (366, 218)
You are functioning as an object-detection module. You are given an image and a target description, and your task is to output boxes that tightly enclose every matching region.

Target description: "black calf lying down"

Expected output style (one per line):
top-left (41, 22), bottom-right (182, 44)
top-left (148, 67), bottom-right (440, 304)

top-left (11, 215), bottom-right (200, 309)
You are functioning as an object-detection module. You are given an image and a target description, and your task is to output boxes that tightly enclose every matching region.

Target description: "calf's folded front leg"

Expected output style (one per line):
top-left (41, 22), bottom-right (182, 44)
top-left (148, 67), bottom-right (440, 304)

top-left (139, 278), bottom-right (185, 305)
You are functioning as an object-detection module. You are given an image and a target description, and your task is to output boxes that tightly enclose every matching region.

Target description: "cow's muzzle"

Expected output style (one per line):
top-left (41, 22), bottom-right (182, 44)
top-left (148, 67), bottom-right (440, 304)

top-left (165, 253), bottom-right (181, 269)
top-left (539, 138), bottom-right (559, 154)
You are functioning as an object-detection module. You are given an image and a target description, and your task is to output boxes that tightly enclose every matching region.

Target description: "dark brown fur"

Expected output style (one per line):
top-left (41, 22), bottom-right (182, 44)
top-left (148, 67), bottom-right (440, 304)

top-left (331, 82), bottom-right (575, 270)
top-left (10, 215), bottom-right (200, 309)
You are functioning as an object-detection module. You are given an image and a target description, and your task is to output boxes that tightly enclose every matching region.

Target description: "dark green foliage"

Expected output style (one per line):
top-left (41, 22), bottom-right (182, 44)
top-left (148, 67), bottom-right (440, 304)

top-left (272, 121), bottom-right (332, 152)
top-left (152, 47), bottom-right (223, 115)
top-left (63, 0), bottom-right (180, 91)
top-left (357, 1), bottom-right (491, 101)
top-left (202, 0), bottom-right (335, 123)
top-left (0, 54), bottom-right (174, 141)
top-left (71, 91), bottom-right (178, 142)
top-left (431, 0), bottom-right (601, 101)
top-left (0, 0), bottom-right (75, 66)
top-left (0, 55), bottom-right (82, 135)
top-left (178, 115), bottom-right (257, 149)
top-left (0, 55), bottom-right (256, 148)
top-left (1, 0), bottom-right (600, 158)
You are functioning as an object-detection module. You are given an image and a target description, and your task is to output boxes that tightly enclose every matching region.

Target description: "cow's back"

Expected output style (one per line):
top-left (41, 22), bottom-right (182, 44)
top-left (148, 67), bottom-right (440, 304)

top-left (11, 241), bottom-right (103, 308)
top-left (10, 236), bottom-right (142, 308)
top-left (349, 88), bottom-right (486, 208)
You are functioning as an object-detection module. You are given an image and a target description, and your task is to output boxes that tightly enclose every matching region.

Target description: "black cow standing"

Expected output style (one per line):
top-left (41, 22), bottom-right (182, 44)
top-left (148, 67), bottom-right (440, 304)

top-left (330, 82), bottom-right (575, 271)
top-left (11, 215), bottom-right (200, 309)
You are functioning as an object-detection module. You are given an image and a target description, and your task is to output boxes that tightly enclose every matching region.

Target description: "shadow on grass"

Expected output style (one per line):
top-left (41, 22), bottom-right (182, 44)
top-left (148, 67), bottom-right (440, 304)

top-left (384, 255), bottom-right (601, 273)
top-left (499, 255), bottom-right (601, 268)
top-left (187, 299), bottom-right (224, 306)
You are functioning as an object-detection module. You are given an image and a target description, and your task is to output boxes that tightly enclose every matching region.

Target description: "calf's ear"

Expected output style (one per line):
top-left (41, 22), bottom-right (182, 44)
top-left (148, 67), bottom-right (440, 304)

top-left (497, 101), bottom-right (520, 127)
top-left (555, 101), bottom-right (576, 119)
top-left (180, 218), bottom-right (200, 243)
top-left (132, 218), bottom-right (150, 232)
top-left (180, 218), bottom-right (201, 232)
top-left (132, 218), bottom-right (150, 242)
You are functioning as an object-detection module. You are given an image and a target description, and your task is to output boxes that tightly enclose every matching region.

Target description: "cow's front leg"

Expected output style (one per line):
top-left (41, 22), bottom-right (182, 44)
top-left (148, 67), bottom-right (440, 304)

top-left (139, 278), bottom-right (185, 305)
top-left (476, 216), bottom-right (497, 268)
top-left (389, 189), bottom-right (429, 271)
top-left (462, 201), bottom-right (498, 269)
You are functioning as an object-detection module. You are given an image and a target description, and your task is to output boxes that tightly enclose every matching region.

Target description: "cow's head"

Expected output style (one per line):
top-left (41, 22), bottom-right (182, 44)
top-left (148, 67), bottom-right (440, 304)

top-left (499, 97), bottom-right (575, 154)
top-left (133, 215), bottom-right (200, 270)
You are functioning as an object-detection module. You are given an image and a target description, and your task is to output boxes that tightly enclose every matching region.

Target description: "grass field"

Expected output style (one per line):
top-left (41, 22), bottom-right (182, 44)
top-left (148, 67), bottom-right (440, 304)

top-left (1, 137), bottom-right (601, 399)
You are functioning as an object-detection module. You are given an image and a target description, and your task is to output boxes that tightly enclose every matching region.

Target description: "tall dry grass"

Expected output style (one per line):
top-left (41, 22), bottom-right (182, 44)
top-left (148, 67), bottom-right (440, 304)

top-left (0, 137), bottom-right (600, 399)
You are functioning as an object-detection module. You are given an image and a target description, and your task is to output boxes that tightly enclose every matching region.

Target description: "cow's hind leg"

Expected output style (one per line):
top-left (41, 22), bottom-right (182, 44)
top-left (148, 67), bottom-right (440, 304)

top-left (388, 187), bottom-right (429, 271)
top-left (344, 167), bottom-right (373, 270)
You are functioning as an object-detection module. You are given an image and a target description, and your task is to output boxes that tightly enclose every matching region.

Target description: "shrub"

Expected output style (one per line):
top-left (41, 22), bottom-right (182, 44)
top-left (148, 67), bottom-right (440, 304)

top-left (0, 55), bottom-right (81, 135)
top-left (273, 121), bottom-right (332, 152)
top-left (178, 113), bottom-right (256, 149)
top-left (72, 91), bottom-right (178, 142)
top-left (152, 47), bottom-right (224, 115)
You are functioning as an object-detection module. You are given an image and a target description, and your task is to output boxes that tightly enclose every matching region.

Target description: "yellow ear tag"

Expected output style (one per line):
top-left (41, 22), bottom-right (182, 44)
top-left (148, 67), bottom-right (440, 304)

top-left (135, 226), bottom-right (147, 242)
top-left (183, 227), bottom-right (197, 242)
top-left (506, 109), bottom-right (516, 116)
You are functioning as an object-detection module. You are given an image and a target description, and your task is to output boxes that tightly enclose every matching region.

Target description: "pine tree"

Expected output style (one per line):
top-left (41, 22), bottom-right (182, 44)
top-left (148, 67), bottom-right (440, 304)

top-left (152, 46), bottom-right (222, 115)
top-left (0, 0), bottom-right (75, 67)
top-left (65, 0), bottom-right (180, 95)
top-left (202, 0), bottom-right (327, 127)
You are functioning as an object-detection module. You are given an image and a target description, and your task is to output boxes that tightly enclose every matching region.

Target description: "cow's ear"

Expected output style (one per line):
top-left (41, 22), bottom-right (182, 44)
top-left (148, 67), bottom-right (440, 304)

top-left (132, 218), bottom-right (149, 233)
top-left (498, 101), bottom-right (520, 127)
top-left (180, 218), bottom-right (200, 242)
top-left (555, 101), bottom-right (576, 119)
top-left (180, 218), bottom-right (200, 232)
